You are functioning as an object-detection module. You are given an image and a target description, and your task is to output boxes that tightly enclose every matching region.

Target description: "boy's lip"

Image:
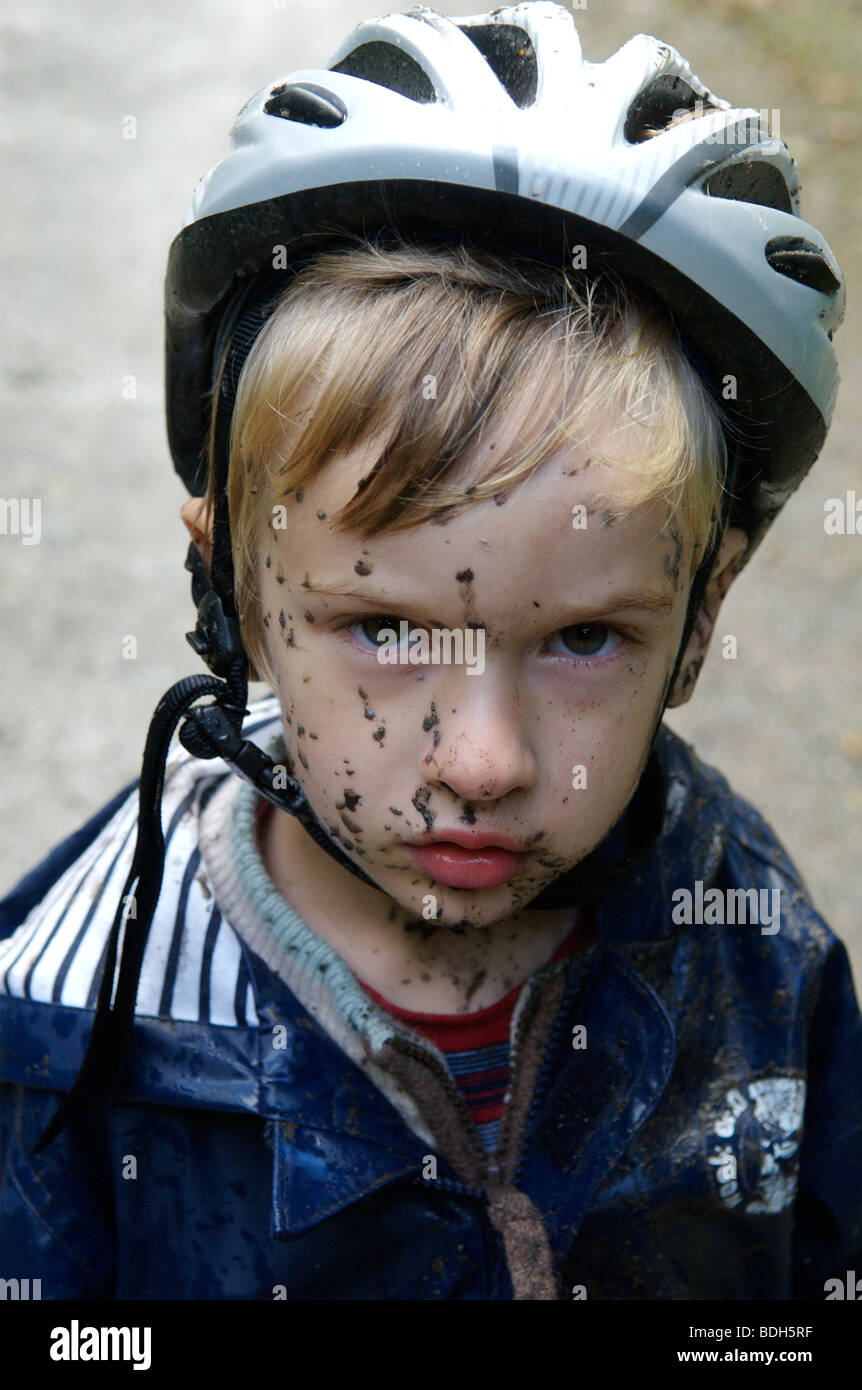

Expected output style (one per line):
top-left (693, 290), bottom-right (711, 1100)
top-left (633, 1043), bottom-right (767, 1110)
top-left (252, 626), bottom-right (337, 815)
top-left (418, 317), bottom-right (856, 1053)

top-left (402, 829), bottom-right (527, 852)
top-left (400, 831), bottom-right (531, 889)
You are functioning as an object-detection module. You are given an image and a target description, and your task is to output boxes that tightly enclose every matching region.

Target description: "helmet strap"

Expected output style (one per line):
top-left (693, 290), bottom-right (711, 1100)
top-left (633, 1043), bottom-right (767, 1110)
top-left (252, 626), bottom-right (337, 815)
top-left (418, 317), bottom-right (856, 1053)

top-left (182, 271), bottom-right (384, 892)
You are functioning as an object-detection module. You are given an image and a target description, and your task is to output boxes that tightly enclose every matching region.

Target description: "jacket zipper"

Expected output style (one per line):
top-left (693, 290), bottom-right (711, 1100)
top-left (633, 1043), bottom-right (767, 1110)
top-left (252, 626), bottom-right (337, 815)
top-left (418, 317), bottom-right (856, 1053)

top-left (382, 953), bottom-right (594, 1195)
top-left (513, 951), bottom-right (597, 1185)
top-left (387, 1029), bottom-right (495, 1187)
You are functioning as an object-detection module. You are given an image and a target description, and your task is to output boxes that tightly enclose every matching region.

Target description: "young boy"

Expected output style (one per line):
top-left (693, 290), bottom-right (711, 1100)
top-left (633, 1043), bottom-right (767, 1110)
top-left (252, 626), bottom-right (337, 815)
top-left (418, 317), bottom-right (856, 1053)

top-left (1, 4), bottom-right (859, 1301)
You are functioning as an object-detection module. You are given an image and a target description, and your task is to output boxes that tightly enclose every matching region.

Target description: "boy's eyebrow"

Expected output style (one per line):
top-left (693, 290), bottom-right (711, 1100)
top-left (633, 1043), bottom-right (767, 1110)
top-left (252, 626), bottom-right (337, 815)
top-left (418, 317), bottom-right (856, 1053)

top-left (598, 589), bottom-right (677, 615)
top-left (302, 581), bottom-right (677, 615)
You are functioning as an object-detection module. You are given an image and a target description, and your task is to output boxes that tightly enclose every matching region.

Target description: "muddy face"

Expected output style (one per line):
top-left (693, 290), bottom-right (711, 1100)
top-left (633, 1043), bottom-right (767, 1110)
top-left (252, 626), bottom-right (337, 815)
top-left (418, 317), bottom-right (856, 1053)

top-left (257, 419), bottom-right (697, 932)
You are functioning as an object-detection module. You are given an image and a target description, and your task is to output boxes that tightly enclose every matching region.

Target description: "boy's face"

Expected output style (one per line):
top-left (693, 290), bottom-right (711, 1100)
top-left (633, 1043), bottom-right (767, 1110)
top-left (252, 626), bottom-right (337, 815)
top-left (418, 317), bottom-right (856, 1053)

top-left (254, 415), bottom-right (738, 929)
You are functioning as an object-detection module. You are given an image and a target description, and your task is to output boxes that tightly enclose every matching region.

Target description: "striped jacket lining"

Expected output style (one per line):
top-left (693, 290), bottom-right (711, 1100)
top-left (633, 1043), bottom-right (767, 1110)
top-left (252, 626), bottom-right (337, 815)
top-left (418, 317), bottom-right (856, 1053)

top-left (0, 703), bottom-right (283, 1029)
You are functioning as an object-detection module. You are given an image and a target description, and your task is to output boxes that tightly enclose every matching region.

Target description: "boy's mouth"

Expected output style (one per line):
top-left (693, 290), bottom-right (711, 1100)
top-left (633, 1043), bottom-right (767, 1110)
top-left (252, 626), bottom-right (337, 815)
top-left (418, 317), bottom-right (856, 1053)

top-left (401, 830), bottom-right (531, 890)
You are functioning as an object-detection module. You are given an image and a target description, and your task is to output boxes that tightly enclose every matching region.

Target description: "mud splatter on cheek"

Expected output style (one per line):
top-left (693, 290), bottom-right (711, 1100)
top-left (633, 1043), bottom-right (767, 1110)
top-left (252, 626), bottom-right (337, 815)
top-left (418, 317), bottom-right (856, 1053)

top-left (411, 787), bottom-right (434, 831)
top-left (286, 724), bottom-right (312, 771)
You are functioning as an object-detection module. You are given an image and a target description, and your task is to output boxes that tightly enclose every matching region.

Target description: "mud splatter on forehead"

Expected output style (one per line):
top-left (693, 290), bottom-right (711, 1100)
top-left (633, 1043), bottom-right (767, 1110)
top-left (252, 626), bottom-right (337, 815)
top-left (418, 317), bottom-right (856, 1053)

top-left (456, 565), bottom-right (475, 605)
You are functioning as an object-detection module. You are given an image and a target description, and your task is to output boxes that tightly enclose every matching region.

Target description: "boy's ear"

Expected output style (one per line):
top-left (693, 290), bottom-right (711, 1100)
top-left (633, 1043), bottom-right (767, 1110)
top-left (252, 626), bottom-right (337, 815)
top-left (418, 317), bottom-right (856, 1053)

top-left (665, 526), bottom-right (749, 709)
top-left (180, 497), bottom-right (266, 685)
top-left (180, 496), bottom-right (214, 579)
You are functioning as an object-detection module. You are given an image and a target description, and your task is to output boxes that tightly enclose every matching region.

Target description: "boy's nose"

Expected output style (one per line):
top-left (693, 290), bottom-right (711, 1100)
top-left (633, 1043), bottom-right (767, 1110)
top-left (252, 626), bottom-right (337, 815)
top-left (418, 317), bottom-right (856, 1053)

top-left (422, 685), bottom-right (538, 803)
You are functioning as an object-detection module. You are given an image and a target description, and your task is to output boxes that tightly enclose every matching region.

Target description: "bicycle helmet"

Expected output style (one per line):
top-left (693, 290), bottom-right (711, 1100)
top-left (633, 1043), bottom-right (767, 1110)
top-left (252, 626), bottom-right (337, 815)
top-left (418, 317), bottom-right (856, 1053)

top-left (35, 3), bottom-right (844, 1152)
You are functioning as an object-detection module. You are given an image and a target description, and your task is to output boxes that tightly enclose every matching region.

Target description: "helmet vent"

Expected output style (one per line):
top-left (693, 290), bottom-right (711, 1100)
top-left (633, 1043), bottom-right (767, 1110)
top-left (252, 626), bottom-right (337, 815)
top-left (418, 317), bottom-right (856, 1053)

top-left (457, 24), bottom-right (538, 107)
top-left (331, 41), bottom-right (436, 103)
top-left (705, 160), bottom-right (793, 214)
top-left (765, 236), bottom-right (841, 295)
top-left (625, 75), bottom-right (718, 143)
top-left (263, 82), bottom-right (347, 128)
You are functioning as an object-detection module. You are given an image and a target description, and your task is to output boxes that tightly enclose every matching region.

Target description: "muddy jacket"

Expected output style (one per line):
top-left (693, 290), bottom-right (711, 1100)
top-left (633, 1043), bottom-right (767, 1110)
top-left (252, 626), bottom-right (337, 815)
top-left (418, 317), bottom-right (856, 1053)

top-left (1, 696), bottom-right (860, 1300)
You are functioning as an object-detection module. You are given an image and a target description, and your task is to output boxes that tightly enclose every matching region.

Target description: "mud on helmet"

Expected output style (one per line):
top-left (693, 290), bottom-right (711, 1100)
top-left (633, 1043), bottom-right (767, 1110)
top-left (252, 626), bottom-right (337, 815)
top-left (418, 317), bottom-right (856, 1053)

top-left (35, 3), bottom-right (844, 1152)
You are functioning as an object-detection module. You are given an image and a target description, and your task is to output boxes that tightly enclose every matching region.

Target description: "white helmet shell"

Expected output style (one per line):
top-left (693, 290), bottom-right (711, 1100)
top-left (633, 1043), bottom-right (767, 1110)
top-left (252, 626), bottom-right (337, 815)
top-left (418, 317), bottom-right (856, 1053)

top-left (166, 3), bottom-right (844, 552)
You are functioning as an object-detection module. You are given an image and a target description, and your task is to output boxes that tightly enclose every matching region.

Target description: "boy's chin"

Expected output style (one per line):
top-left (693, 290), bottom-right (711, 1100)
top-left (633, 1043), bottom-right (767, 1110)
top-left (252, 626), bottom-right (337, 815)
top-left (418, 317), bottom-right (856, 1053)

top-left (393, 880), bottom-right (555, 933)
top-left (401, 907), bottom-right (500, 935)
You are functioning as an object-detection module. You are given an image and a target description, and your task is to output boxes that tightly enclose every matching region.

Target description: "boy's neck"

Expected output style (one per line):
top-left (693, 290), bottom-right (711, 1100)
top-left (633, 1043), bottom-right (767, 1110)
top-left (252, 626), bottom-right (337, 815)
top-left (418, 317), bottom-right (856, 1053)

top-left (259, 800), bottom-right (580, 1015)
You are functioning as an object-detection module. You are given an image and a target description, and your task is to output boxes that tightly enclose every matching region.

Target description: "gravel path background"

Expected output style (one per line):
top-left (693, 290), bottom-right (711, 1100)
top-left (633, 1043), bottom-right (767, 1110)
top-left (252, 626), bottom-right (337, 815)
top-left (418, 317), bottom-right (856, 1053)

top-left (2, 0), bottom-right (859, 980)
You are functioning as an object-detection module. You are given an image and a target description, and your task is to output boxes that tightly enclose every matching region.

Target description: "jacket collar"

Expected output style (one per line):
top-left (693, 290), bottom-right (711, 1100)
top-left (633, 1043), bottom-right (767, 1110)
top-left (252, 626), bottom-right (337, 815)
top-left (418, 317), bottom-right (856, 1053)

top-left (593, 723), bottom-right (733, 947)
top-left (517, 946), bottom-right (677, 1252)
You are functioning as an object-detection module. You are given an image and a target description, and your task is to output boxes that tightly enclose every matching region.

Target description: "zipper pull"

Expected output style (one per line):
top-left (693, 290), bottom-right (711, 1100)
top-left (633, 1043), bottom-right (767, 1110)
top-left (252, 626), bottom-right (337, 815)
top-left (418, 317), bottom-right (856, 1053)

top-left (484, 1154), bottom-right (503, 1200)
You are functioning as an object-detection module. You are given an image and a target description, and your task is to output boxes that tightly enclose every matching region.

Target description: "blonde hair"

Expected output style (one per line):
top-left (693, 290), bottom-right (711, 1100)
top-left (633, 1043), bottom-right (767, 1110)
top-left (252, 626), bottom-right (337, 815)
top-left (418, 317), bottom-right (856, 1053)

top-left (208, 237), bottom-right (730, 683)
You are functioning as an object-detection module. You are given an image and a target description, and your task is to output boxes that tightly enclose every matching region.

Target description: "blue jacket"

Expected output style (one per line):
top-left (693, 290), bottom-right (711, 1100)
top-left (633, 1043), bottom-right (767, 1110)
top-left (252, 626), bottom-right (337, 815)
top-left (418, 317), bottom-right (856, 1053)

top-left (1, 699), bottom-right (860, 1300)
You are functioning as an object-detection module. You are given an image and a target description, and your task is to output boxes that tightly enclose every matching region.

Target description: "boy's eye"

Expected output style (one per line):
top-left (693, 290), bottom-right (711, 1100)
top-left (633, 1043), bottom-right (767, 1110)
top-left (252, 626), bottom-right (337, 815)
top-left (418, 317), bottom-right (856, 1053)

top-left (548, 623), bottom-right (622, 659)
top-left (345, 616), bottom-right (624, 661)
top-left (351, 615), bottom-right (412, 649)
